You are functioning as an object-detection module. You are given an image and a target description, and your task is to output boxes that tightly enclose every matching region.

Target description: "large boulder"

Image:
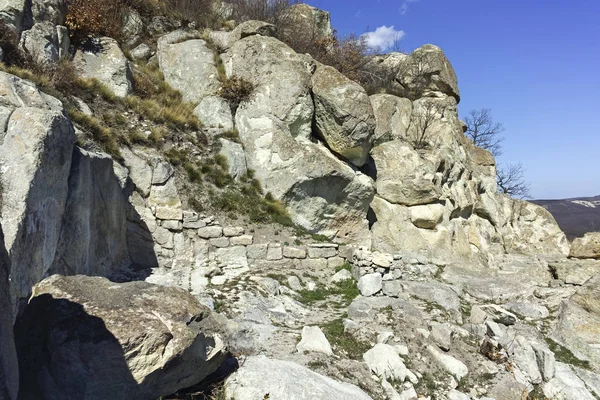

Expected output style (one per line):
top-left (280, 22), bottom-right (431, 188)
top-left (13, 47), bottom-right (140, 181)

top-left (30, 0), bottom-right (68, 25)
top-left (0, 0), bottom-right (25, 31)
top-left (370, 93), bottom-right (412, 145)
top-left (16, 275), bottom-right (227, 400)
top-left (0, 225), bottom-right (18, 400)
top-left (49, 148), bottom-right (131, 277)
top-left (222, 35), bottom-right (374, 243)
top-left (570, 232), bottom-right (600, 260)
top-left (74, 37), bottom-right (133, 97)
top-left (312, 64), bottom-right (375, 166)
top-left (225, 355), bottom-right (372, 400)
top-left (365, 44), bottom-right (460, 101)
top-left (280, 3), bottom-right (333, 43)
top-left (0, 72), bottom-right (75, 314)
top-left (551, 275), bottom-right (600, 372)
top-left (371, 140), bottom-right (441, 206)
top-left (20, 21), bottom-right (69, 64)
top-left (158, 32), bottom-right (219, 103)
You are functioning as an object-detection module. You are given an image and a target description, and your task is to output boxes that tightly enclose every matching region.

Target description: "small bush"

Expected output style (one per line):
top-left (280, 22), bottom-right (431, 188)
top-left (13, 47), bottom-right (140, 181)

top-left (65, 0), bottom-right (123, 42)
top-left (229, 0), bottom-right (297, 25)
top-left (218, 76), bottom-right (255, 111)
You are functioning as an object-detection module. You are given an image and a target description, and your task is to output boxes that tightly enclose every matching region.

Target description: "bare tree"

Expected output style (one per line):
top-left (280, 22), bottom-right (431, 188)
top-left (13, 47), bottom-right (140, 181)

top-left (411, 102), bottom-right (441, 149)
top-left (496, 162), bottom-right (530, 199)
top-left (463, 108), bottom-right (504, 157)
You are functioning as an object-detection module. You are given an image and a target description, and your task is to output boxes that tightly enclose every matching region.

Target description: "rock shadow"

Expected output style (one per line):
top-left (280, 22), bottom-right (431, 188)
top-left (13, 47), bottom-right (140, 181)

top-left (14, 294), bottom-right (139, 400)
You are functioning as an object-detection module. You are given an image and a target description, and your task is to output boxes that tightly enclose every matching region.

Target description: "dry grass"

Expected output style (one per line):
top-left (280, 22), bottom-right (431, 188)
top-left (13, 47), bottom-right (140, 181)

top-left (65, 0), bottom-right (123, 42)
top-left (218, 76), bottom-right (255, 111)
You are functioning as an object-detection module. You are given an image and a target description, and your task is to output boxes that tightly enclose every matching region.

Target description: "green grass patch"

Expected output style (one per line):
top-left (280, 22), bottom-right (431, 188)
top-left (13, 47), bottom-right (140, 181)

top-left (322, 318), bottom-right (370, 360)
top-left (545, 338), bottom-right (592, 370)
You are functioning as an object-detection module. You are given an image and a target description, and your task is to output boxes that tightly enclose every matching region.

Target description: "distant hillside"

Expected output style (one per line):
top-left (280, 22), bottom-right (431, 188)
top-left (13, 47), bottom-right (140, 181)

top-left (532, 195), bottom-right (600, 240)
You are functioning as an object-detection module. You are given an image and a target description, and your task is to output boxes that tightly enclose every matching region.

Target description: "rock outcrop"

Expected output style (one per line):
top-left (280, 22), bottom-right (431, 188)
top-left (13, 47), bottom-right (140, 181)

top-left (0, 73), bottom-right (75, 314)
top-left (222, 35), bottom-right (374, 244)
top-left (16, 275), bottom-right (227, 400)
top-left (0, 225), bottom-right (17, 400)
top-left (225, 355), bottom-right (372, 400)
top-left (73, 37), bottom-right (133, 97)
top-left (570, 232), bottom-right (600, 259)
top-left (312, 64), bottom-right (375, 166)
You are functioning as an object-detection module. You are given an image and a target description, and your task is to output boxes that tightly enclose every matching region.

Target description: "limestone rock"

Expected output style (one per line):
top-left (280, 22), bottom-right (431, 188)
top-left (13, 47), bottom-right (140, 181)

top-left (218, 138), bottom-right (247, 180)
top-left (0, 0), bottom-right (25, 31)
top-left (543, 363), bottom-right (596, 400)
top-left (358, 273), bottom-right (382, 297)
top-left (0, 225), bottom-right (17, 400)
top-left (370, 94), bottom-right (412, 145)
top-left (512, 336), bottom-right (543, 385)
top-left (194, 96), bottom-right (234, 130)
top-left (0, 99), bottom-right (74, 313)
top-left (130, 43), bottom-right (152, 61)
top-left (223, 35), bottom-right (374, 243)
top-left (281, 3), bottom-right (333, 43)
top-left (371, 141), bottom-right (441, 206)
top-left (570, 232), bottom-right (600, 259)
top-left (296, 326), bottom-right (333, 356)
top-left (312, 64), bottom-right (375, 166)
top-left (363, 343), bottom-right (408, 382)
top-left (409, 203), bottom-right (444, 229)
top-left (16, 275), bottom-right (227, 400)
top-left (365, 45), bottom-right (460, 101)
top-left (49, 148), bottom-right (131, 278)
top-left (74, 37), bottom-right (133, 98)
top-left (158, 35), bottom-right (219, 103)
top-left (31, 0), bottom-right (68, 25)
top-left (230, 20), bottom-right (277, 43)
top-left (20, 22), bottom-right (63, 64)
top-left (427, 345), bottom-right (468, 380)
top-left (225, 356), bottom-right (372, 400)
top-left (121, 8), bottom-right (143, 47)
top-left (121, 147), bottom-right (152, 197)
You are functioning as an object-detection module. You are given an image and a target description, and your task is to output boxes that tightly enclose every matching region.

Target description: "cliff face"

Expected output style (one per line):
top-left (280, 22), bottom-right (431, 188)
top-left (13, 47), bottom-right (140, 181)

top-left (0, 1), bottom-right (593, 399)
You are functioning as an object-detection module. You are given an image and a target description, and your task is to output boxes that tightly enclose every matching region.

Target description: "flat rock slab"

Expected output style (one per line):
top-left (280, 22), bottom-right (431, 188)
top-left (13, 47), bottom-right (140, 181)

top-left (225, 355), bottom-right (372, 400)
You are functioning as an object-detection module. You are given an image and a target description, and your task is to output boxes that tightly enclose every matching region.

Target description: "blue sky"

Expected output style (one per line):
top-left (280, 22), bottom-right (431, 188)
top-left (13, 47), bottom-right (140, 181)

top-left (307, 0), bottom-right (600, 200)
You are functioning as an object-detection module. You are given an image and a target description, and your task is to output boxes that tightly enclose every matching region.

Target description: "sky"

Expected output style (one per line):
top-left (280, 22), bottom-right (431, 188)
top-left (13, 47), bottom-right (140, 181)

top-left (307, 0), bottom-right (600, 200)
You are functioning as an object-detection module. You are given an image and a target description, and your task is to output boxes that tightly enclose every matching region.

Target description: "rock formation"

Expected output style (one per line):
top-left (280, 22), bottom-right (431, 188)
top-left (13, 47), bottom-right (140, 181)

top-left (0, 1), bottom-right (597, 399)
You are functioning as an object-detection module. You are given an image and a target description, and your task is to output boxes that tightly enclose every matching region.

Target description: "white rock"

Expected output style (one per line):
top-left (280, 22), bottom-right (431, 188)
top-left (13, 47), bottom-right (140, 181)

top-left (330, 269), bottom-right (353, 284)
top-left (195, 96), bottom-right (234, 130)
top-left (358, 273), bottom-right (383, 297)
top-left (363, 344), bottom-right (408, 382)
top-left (447, 390), bottom-right (470, 400)
top-left (225, 356), bottom-right (372, 400)
top-left (296, 326), bottom-right (333, 356)
top-left (427, 345), bottom-right (468, 380)
top-left (543, 363), bottom-right (596, 400)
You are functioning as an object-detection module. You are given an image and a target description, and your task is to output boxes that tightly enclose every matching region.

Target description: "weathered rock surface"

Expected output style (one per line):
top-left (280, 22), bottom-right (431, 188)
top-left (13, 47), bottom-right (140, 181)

top-left (49, 148), bottom-right (131, 278)
top-left (363, 344), bottom-right (408, 381)
top-left (158, 34), bottom-right (219, 103)
top-left (365, 45), bottom-right (460, 101)
top-left (370, 94), bottom-right (412, 145)
top-left (31, 0), bottom-right (68, 25)
top-left (74, 37), bottom-right (133, 97)
top-left (0, 89), bottom-right (74, 313)
top-left (225, 355), bottom-right (372, 400)
top-left (16, 275), bottom-right (227, 400)
top-left (222, 35), bottom-right (374, 243)
top-left (0, 225), bottom-right (17, 400)
top-left (281, 3), bottom-right (333, 42)
top-left (19, 21), bottom-right (68, 64)
top-left (296, 326), bottom-right (333, 356)
top-left (0, 0), bottom-right (25, 31)
top-left (194, 95), bottom-right (234, 129)
top-left (218, 138), bottom-right (247, 180)
top-left (570, 232), bottom-right (600, 259)
top-left (312, 64), bottom-right (375, 166)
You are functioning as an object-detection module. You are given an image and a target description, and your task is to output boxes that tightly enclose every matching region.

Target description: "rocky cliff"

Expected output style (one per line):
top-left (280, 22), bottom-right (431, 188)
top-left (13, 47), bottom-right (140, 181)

top-left (1, 1), bottom-right (598, 400)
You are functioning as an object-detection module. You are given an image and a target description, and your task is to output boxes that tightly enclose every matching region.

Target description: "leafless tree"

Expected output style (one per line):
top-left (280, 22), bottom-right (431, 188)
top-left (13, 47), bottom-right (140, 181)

top-left (411, 102), bottom-right (441, 149)
top-left (496, 162), bottom-right (530, 199)
top-left (463, 108), bottom-right (504, 157)
top-left (228, 0), bottom-right (298, 25)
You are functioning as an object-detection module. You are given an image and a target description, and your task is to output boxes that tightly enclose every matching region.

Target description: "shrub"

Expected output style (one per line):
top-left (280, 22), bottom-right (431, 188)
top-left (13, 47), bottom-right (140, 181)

top-left (229, 0), bottom-right (297, 25)
top-left (218, 76), bottom-right (255, 111)
top-left (0, 20), bottom-right (28, 67)
top-left (65, 0), bottom-right (123, 42)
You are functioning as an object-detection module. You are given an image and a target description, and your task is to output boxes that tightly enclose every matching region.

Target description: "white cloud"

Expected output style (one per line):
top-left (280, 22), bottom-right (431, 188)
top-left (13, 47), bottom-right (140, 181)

top-left (400, 0), bottom-right (420, 15)
top-left (361, 25), bottom-right (405, 51)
